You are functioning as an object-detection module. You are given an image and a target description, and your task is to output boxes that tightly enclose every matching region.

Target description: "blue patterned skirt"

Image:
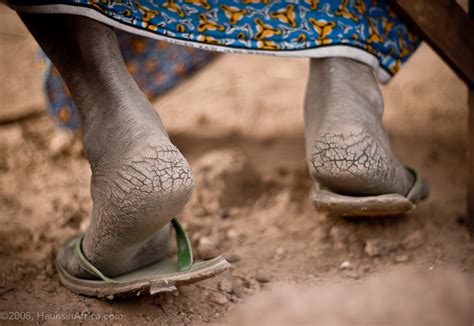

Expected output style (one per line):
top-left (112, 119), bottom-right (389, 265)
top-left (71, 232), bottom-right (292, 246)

top-left (10, 0), bottom-right (421, 129)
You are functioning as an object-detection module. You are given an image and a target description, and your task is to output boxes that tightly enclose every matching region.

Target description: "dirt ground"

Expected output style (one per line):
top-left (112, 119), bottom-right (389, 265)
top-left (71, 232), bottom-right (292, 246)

top-left (0, 6), bottom-right (473, 325)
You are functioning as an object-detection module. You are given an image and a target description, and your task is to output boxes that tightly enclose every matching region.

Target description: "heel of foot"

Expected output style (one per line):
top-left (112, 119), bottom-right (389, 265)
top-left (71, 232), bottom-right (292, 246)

top-left (309, 131), bottom-right (410, 196)
top-left (80, 140), bottom-right (194, 277)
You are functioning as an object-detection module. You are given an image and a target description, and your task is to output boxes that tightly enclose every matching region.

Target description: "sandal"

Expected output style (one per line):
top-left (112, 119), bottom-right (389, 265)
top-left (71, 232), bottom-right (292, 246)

top-left (311, 166), bottom-right (429, 217)
top-left (55, 218), bottom-right (231, 298)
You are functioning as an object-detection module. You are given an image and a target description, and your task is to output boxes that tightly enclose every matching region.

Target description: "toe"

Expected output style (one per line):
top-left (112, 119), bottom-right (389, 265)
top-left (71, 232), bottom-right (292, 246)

top-left (57, 236), bottom-right (96, 279)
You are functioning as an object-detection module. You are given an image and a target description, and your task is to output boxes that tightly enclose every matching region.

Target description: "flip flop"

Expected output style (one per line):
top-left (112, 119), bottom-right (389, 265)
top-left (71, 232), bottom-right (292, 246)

top-left (55, 219), bottom-right (231, 299)
top-left (311, 166), bottom-right (429, 217)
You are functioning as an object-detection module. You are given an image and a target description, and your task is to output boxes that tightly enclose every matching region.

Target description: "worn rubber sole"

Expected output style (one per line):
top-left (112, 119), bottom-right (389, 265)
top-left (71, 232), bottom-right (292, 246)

top-left (311, 167), bottom-right (428, 217)
top-left (56, 254), bottom-right (230, 299)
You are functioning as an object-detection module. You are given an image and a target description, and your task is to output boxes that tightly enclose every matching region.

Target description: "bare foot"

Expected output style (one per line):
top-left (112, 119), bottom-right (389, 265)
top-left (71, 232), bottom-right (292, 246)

top-left (304, 58), bottom-right (413, 196)
top-left (21, 14), bottom-right (194, 278)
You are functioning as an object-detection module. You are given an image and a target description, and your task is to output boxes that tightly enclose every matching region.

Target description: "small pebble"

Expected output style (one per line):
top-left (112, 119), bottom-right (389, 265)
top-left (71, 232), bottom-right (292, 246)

top-left (36, 273), bottom-right (47, 281)
top-left (364, 239), bottom-right (390, 257)
top-left (275, 247), bottom-right (285, 255)
top-left (339, 260), bottom-right (352, 270)
top-left (197, 236), bottom-right (218, 258)
top-left (218, 279), bottom-right (234, 294)
top-left (344, 271), bottom-right (359, 279)
top-left (402, 230), bottom-right (423, 249)
top-left (210, 292), bottom-right (228, 305)
top-left (48, 130), bottom-right (73, 157)
top-left (199, 236), bottom-right (215, 246)
top-left (226, 229), bottom-right (238, 240)
top-left (394, 254), bottom-right (410, 263)
top-left (255, 273), bottom-right (271, 283)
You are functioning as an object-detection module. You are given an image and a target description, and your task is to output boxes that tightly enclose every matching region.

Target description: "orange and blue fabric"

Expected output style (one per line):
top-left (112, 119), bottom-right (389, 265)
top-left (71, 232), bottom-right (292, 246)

top-left (9, 0), bottom-right (421, 129)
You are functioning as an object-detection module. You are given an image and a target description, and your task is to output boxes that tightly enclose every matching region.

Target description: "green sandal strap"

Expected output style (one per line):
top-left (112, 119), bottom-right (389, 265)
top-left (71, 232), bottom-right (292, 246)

top-left (171, 218), bottom-right (193, 271)
top-left (74, 236), bottom-right (118, 283)
top-left (404, 166), bottom-right (423, 202)
top-left (74, 218), bottom-right (194, 283)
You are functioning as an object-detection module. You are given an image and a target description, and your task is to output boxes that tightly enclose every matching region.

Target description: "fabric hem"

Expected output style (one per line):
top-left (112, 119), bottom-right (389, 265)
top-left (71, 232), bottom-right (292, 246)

top-left (10, 3), bottom-right (392, 83)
